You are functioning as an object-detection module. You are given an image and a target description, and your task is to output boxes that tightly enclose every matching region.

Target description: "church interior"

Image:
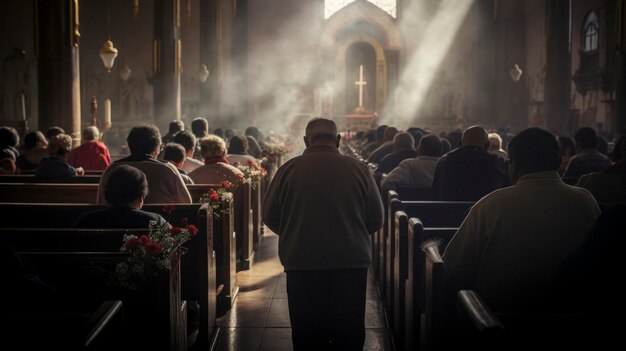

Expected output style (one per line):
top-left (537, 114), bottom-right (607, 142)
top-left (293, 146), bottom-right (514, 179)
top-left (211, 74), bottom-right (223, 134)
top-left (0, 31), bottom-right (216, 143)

top-left (1, 0), bottom-right (625, 147)
top-left (1, 0), bottom-right (625, 350)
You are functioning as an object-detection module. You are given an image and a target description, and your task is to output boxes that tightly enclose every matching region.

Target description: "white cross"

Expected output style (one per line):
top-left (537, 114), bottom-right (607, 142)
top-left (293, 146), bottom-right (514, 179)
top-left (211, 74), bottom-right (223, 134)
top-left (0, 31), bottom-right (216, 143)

top-left (355, 64), bottom-right (367, 108)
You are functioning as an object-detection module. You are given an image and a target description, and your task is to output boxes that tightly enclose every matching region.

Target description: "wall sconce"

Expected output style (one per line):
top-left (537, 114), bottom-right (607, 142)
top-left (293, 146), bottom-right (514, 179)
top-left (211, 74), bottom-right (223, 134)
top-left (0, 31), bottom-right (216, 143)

top-left (198, 64), bottom-right (210, 83)
top-left (510, 64), bottom-right (522, 82)
top-left (119, 64), bottom-right (132, 81)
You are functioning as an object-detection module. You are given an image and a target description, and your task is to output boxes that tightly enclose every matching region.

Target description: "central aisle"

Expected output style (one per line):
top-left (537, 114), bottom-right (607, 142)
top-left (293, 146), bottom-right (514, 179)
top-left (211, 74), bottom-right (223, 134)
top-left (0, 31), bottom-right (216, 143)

top-left (213, 230), bottom-right (393, 351)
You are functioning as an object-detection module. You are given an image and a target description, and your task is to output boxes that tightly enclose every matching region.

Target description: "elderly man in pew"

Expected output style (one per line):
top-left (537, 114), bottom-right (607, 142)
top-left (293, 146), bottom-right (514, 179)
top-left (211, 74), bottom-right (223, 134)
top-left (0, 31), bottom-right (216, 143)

top-left (432, 125), bottom-right (509, 200)
top-left (441, 127), bottom-right (600, 347)
top-left (380, 133), bottom-right (443, 199)
top-left (67, 125), bottom-right (111, 171)
top-left (98, 124), bottom-right (192, 204)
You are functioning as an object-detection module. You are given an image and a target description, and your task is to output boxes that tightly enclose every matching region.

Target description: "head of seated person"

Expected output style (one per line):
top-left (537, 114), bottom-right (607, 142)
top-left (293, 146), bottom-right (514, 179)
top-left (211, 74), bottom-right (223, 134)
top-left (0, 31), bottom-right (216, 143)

top-left (574, 127), bottom-right (598, 152)
top-left (163, 142), bottom-right (186, 170)
top-left (507, 127), bottom-right (561, 184)
top-left (228, 135), bottom-right (249, 155)
top-left (47, 133), bottom-right (73, 160)
top-left (127, 124), bottom-right (162, 157)
top-left (104, 164), bottom-right (149, 208)
top-left (417, 134), bottom-right (443, 157)
top-left (460, 125), bottom-right (490, 149)
top-left (82, 126), bottom-right (101, 143)
top-left (192, 117), bottom-right (209, 139)
top-left (199, 135), bottom-right (228, 163)
top-left (0, 126), bottom-right (20, 150)
top-left (45, 126), bottom-right (65, 142)
top-left (392, 132), bottom-right (415, 153)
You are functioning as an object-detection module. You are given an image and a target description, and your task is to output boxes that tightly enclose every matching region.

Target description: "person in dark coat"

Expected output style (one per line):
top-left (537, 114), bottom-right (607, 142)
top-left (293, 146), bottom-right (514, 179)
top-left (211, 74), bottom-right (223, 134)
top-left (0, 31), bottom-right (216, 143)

top-left (432, 125), bottom-right (509, 200)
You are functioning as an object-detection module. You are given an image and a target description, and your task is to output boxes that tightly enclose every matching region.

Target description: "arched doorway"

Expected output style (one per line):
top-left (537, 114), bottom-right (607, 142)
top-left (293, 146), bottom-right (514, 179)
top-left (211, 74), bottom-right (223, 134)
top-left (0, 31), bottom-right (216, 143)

top-left (319, 0), bottom-right (402, 125)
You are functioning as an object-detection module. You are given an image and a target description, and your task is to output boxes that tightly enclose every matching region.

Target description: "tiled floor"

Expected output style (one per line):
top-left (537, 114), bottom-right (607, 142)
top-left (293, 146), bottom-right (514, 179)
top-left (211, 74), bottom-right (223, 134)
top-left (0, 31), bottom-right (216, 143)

top-left (213, 230), bottom-right (393, 351)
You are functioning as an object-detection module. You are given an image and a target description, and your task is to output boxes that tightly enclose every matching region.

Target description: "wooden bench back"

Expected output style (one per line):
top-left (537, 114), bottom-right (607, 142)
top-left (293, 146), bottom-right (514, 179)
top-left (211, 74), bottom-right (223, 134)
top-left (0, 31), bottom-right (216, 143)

top-left (0, 203), bottom-right (221, 348)
top-left (188, 182), bottom-right (253, 271)
top-left (396, 186), bottom-right (436, 201)
top-left (0, 174), bottom-right (101, 183)
top-left (19, 249), bottom-right (185, 351)
top-left (405, 219), bottom-right (457, 351)
top-left (383, 198), bottom-right (471, 332)
top-left (0, 183), bottom-right (98, 203)
top-left (421, 241), bottom-right (445, 351)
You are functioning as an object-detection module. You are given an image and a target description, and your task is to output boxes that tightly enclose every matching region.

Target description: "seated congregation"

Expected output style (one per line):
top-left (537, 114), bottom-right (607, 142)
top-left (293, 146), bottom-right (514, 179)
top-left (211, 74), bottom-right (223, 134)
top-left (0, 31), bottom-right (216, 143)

top-left (1, 117), bottom-right (624, 350)
top-left (0, 119), bottom-right (279, 350)
top-left (348, 123), bottom-right (625, 350)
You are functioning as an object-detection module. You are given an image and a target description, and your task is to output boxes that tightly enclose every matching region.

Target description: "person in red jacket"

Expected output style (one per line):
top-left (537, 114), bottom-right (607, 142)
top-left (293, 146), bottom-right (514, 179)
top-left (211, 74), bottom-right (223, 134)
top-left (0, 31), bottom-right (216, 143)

top-left (67, 126), bottom-right (111, 171)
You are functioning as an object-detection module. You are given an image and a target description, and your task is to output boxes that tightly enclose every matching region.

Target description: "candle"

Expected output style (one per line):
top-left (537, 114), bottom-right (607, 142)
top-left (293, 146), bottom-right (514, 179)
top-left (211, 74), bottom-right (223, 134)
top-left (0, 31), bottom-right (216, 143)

top-left (104, 99), bottom-right (112, 129)
top-left (21, 94), bottom-right (26, 121)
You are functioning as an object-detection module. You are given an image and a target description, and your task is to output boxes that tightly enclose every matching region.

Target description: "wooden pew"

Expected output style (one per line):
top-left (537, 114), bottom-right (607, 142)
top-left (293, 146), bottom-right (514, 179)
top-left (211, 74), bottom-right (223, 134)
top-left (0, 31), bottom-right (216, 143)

top-left (455, 290), bottom-right (505, 350)
top-left (0, 203), bottom-right (225, 349)
top-left (211, 199), bottom-right (239, 316)
top-left (395, 186), bottom-right (436, 201)
top-left (403, 218), bottom-right (457, 351)
top-left (19, 169), bottom-right (104, 176)
top-left (420, 241), bottom-right (444, 351)
top-left (6, 296), bottom-right (125, 350)
top-left (251, 179), bottom-right (263, 249)
top-left (2, 231), bottom-right (185, 351)
top-left (188, 182), bottom-right (254, 271)
top-left (0, 174), bottom-right (101, 183)
top-left (385, 199), bottom-right (472, 332)
top-left (0, 183), bottom-right (98, 203)
top-left (378, 190), bottom-right (400, 298)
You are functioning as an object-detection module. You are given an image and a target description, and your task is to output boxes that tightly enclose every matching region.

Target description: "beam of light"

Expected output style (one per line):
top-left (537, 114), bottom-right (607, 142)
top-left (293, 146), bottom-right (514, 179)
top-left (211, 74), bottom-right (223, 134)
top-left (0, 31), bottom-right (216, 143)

top-left (383, 0), bottom-right (475, 129)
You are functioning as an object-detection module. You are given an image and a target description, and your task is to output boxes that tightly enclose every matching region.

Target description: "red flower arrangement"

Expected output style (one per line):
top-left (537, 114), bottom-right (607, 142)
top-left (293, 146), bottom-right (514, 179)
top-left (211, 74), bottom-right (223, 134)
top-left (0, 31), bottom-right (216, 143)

top-left (199, 180), bottom-right (234, 219)
top-left (111, 221), bottom-right (196, 290)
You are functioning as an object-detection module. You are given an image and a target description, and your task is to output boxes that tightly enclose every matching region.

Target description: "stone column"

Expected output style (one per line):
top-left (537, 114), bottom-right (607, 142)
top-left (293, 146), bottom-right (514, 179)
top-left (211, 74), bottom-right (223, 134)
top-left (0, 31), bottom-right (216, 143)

top-left (199, 0), bottom-right (219, 119)
top-left (153, 0), bottom-right (182, 131)
top-left (544, 0), bottom-right (571, 134)
top-left (37, 0), bottom-right (82, 146)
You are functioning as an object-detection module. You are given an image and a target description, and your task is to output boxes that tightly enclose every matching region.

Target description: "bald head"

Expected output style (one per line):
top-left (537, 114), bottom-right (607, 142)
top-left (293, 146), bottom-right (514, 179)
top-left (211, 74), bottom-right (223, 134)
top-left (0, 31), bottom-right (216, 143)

top-left (304, 117), bottom-right (339, 147)
top-left (460, 125), bottom-right (489, 149)
top-left (393, 132), bottom-right (415, 150)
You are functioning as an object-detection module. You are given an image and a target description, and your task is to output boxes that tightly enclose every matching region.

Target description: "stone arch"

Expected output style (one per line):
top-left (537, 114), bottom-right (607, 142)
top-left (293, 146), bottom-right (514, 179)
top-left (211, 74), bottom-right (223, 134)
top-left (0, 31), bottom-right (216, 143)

top-left (320, 1), bottom-right (402, 50)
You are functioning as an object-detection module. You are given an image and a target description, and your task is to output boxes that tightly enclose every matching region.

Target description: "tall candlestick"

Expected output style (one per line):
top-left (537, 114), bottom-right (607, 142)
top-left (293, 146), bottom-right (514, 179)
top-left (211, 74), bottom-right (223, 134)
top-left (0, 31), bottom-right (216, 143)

top-left (104, 99), bottom-right (112, 129)
top-left (20, 94), bottom-right (26, 121)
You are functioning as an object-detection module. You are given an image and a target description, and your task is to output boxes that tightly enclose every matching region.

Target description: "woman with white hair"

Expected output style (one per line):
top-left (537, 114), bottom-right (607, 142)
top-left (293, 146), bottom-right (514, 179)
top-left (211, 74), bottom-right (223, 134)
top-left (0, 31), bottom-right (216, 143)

top-left (35, 133), bottom-right (84, 179)
top-left (189, 135), bottom-right (243, 185)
